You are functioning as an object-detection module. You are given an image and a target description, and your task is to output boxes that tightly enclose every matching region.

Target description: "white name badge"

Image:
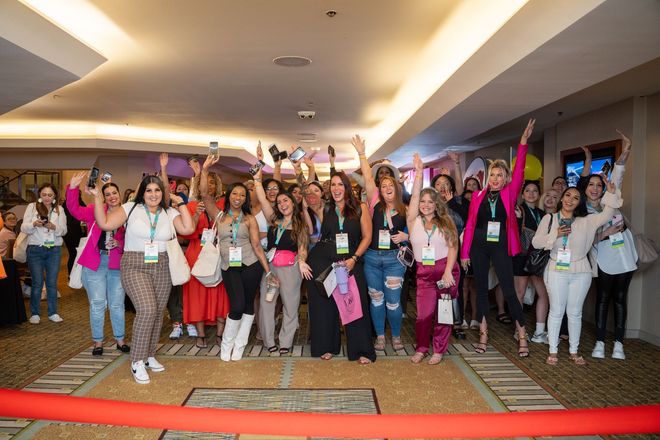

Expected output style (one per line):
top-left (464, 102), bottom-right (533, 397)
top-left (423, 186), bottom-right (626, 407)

top-left (201, 228), bottom-right (215, 246)
top-left (378, 229), bottom-right (391, 249)
top-left (486, 221), bottom-right (500, 242)
top-left (229, 246), bottom-right (242, 267)
top-left (336, 233), bottom-right (349, 255)
top-left (266, 248), bottom-right (276, 262)
top-left (556, 248), bottom-right (571, 271)
top-left (43, 230), bottom-right (55, 247)
top-left (422, 246), bottom-right (436, 266)
top-left (609, 232), bottom-right (625, 248)
top-left (144, 242), bottom-right (159, 263)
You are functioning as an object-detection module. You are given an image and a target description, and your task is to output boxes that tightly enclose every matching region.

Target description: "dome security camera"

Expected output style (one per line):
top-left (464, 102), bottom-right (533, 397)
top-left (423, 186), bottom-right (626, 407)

top-left (298, 111), bottom-right (316, 119)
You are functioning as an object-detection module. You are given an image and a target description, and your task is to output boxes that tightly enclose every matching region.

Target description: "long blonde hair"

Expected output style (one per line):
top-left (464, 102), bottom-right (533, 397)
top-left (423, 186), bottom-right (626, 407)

top-left (419, 188), bottom-right (458, 247)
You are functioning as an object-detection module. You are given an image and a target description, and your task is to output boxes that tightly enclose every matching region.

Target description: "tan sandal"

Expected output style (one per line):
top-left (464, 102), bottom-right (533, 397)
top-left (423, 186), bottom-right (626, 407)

top-left (374, 336), bottom-right (385, 351)
top-left (546, 355), bottom-right (558, 366)
top-left (570, 355), bottom-right (586, 366)
top-left (320, 352), bottom-right (333, 360)
top-left (410, 352), bottom-right (426, 364)
top-left (391, 336), bottom-right (404, 351)
top-left (518, 333), bottom-right (529, 358)
top-left (428, 353), bottom-right (443, 365)
top-left (357, 356), bottom-right (372, 365)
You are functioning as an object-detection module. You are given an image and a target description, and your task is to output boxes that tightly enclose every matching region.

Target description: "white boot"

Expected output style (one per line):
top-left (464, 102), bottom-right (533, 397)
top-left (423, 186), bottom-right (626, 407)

top-left (220, 318), bottom-right (241, 362)
top-left (612, 341), bottom-right (625, 360)
top-left (591, 341), bottom-right (605, 359)
top-left (231, 314), bottom-right (255, 361)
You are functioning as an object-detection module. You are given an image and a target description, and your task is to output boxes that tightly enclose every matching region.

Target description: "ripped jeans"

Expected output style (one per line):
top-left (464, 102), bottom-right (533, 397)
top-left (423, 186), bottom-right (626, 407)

top-left (364, 249), bottom-right (406, 337)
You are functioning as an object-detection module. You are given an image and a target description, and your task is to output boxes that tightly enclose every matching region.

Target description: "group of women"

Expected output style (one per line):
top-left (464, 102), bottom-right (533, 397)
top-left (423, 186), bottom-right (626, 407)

top-left (8, 119), bottom-right (639, 384)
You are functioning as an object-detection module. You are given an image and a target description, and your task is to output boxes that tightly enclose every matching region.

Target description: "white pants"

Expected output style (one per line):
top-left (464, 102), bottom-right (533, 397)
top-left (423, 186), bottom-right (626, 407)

top-left (544, 269), bottom-right (592, 355)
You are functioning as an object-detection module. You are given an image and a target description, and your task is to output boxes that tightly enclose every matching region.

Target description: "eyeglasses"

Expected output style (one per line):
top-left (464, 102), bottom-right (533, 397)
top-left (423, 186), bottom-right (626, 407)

top-left (266, 186), bottom-right (279, 191)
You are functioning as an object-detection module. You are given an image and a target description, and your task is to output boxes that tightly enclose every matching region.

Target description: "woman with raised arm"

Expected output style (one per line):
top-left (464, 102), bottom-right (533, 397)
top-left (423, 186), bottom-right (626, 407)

top-left (352, 135), bottom-right (408, 352)
top-left (93, 174), bottom-right (194, 384)
top-left (66, 172), bottom-right (129, 356)
top-left (406, 154), bottom-right (460, 364)
top-left (580, 131), bottom-right (637, 360)
top-left (533, 176), bottom-right (622, 366)
top-left (178, 165), bottom-right (229, 348)
top-left (22, 182), bottom-right (67, 324)
top-left (253, 158), bottom-right (313, 355)
top-left (200, 154), bottom-right (276, 361)
top-left (460, 119), bottom-right (535, 357)
top-left (304, 162), bottom-right (376, 364)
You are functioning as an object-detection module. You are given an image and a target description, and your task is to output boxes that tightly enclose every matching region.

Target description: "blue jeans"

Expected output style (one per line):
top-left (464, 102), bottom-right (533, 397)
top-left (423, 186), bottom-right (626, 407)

top-left (82, 254), bottom-right (126, 342)
top-left (27, 245), bottom-right (62, 316)
top-left (364, 249), bottom-right (406, 337)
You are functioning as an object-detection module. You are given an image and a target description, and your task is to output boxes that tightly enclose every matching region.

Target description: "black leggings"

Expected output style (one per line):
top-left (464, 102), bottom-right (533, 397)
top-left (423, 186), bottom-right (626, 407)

top-left (470, 231), bottom-right (525, 327)
top-left (222, 262), bottom-right (264, 320)
top-left (595, 268), bottom-right (634, 342)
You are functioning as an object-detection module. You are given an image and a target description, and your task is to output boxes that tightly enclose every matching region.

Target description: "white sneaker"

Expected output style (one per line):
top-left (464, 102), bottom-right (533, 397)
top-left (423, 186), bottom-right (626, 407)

top-left (469, 320), bottom-right (479, 330)
top-left (461, 320), bottom-right (469, 330)
top-left (169, 323), bottom-right (183, 340)
top-left (531, 332), bottom-right (549, 344)
top-left (591, 341), bottom-right (605, 359)
top-left (186, 324), bottom-right (198, 337)
top-left (48, 314), bottom-right (63, 323)
top-left (29, 315), bottom-right (40, 324)
top-left (612, 341), bottom-right (626, 360)
top-left (146, 357), bottom-right (165, 372)
top-left (131, 361), bottom-right (150, 384)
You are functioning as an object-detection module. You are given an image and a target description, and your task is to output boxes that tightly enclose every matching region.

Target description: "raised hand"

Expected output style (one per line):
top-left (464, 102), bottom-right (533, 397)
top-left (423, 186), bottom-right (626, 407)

top-left (170, 193), bottom-right (184, 206)
top-left (302, 154), bottom-right (314, 168)
top-left (256, 141), bottom-right (264, 161)
top-left (69, 171), bottom-right (87, 188)
top-left (189, 159), bottom-right (201, 176)
top-left (159, 153), bottom-right (169, 169)
top-left (448, 151), bottom-right (460, 163)
top-left (413, 153), bottom-right (423, 173)
top-left (616, 129), bottom-right (631, 152)
top-left (351, 135), bottom-right (366, 155)
top-left (520, 118), bottom-right (536, 145)
top-left (202, 154), bottom-right (219, 171)
top-left (602, 173), bottom-right (615, 194)
top-left (580, 145), bottom-right (592, 159)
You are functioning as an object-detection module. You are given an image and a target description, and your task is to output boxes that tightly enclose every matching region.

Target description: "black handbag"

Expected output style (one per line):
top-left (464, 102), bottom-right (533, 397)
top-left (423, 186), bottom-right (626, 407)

top-left (313, 263), bottom-right (334, 298)
top-left (524, 214), bottom-right (553, 276)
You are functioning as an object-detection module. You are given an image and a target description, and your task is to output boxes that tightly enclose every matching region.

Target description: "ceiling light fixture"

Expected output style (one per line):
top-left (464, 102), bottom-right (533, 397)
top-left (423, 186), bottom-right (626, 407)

top-left (273, 56), bottom-right (312, 67)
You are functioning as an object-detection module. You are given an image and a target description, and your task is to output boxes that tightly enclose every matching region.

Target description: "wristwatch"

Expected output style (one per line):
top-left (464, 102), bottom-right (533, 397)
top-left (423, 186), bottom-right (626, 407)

top-left (176, 201), bottom-right (187, 207)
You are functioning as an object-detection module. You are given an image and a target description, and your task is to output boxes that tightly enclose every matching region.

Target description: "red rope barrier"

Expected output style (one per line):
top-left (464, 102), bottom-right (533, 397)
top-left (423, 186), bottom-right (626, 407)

top-left (0, 389), bottom-right (658, 438)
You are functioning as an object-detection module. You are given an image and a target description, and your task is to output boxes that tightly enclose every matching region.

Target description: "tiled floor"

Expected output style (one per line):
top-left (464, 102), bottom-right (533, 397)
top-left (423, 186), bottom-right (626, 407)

top-left (0, 255), bottom-right (658, 439)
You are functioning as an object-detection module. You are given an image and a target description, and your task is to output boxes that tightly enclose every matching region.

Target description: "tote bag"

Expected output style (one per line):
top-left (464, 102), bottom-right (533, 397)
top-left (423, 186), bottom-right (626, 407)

top-left (13, 232), bottom-right (28, 263)
top-left (331, 275), bottom-right (363, 325)
top-left (437, 294), bottom-right (453, 325)
top-left (68, 224), bottom-right (94, 289)
top-left (191, 213), bottom-right (223, 287)
top-left (166, 210), bottom-right (191, 286)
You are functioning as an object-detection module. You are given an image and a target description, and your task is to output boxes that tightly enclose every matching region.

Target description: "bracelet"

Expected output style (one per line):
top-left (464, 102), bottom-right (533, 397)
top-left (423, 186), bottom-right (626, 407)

top-left (254, 178), bottom-right (262, 183)
top-left (351, 255), bottom-right (360, 262)
top-left (176, 201), bottom-right (187, 207)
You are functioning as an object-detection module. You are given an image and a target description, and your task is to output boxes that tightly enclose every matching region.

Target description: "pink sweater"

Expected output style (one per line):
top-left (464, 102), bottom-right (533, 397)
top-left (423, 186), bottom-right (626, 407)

top-left (460, 143), bottom-right (527, 260)
top-left (65, 186), bottom-right (125, 271)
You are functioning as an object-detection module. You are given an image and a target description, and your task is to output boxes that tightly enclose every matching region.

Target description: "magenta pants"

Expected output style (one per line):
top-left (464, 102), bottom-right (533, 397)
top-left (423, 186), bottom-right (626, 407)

top-left (414, 257), bottom-right (460, 355)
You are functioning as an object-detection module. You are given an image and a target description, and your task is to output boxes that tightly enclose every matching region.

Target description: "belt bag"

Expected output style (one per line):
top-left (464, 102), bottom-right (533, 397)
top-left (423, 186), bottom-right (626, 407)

top-left (272, 250), bottom-right (297, 267)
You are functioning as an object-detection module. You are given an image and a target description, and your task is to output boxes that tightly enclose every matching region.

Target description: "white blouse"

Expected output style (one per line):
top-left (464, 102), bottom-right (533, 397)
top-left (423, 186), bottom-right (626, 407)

top-left (21, 203), bottom-right (67, 247)
top-left (122, 202), bottom-right (180, 252)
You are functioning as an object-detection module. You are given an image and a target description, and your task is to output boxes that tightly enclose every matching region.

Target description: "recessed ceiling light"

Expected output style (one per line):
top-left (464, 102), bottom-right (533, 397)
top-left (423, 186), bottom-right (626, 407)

top-left (273, 56), bottom-right (312, 67)
top-left (297, 132), bottom-right (317, 143)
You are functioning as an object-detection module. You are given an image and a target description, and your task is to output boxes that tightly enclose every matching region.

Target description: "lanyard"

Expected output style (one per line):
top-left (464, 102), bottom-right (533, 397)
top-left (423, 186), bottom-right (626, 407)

top-left (275, 220), bottom-right (291, 245)
top-left (230, 211), bottom-right (243, 245)
top-left (335, 206), bottom-right (345, 232)
top-left (488, 192), bottom-right (499, 219)
top-left (529, 207), bottom-right (541, 226)
top-left (143, 206), bottom-right (161, 243)
top-left (383, 209), bottom-right (395, 229)
top-left (424, 222), bottom-right (437, 246)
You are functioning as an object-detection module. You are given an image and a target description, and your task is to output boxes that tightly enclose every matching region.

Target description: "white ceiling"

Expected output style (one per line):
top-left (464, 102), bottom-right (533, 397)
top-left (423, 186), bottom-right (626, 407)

top-left (1, 0), bottom-right (659, 176)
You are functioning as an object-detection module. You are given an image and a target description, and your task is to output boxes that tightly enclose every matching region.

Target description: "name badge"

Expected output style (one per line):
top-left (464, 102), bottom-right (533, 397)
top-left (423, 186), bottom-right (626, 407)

top-left (609, 232), bottom-right (625, 248)
top-left (201, 228), bottom-right (215, 246)
top-left (144, 242), bottom-right (159, 263)
top-left (556, 248), bottom-right (571, 271)
top-left (266, 248), bottom-right (276, 262)
top-left (43, 230), bottom-right (55, 247)
top-left (486, 221), bottom-right (500, 242)
top-left (229, 246), bottom-right (242, 267)
top-left (422, 246), bottom-right (435, 265)
top-left (336, 233), bottom-right (349, 255)
top-left (378, 229), bottom-right (391, 249)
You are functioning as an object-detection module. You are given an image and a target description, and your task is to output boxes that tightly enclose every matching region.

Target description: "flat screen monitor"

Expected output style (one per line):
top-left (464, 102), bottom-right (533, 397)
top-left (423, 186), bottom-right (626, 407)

top-left (564, 152), bottom-right (615, 188)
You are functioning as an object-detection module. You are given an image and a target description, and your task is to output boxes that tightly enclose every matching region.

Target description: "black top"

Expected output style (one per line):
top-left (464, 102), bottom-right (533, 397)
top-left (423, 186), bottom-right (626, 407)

top-left (369, 202), bottom-right (406, 250)
top-left (267, 226), bottom-right (297, 252)
top-left (97, 230), bottom-right (108, 251)
top-left (516, 204), bottom-right (545, 232)
top-left (320, 205), bottom-right (362, 257)
top-left (476, 191), bottom-right (507, 229)
top-left (447, 196), bottom-right (469, 225)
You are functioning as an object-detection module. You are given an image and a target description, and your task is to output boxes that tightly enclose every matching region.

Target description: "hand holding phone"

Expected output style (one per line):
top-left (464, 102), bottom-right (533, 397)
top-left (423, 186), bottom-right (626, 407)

top-left (328, 145), bottom-right (335, 158)
top-left (601, 160), bottom-right (612, 176)
top-left (209, 141), bottom-right (219, 157)
top-left (87, 167), bottom-right (100, 188)
top-left (100, 172), bottom-right (112, 183)
top-left (248, 160), bottom-right (265, 176)
top-left (289, 146), bottom-right (306, 162)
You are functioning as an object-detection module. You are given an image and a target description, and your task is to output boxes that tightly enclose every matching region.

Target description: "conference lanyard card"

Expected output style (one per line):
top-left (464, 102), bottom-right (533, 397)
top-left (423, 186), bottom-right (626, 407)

top-left (378, 230), bottom-right (391, 249)
top-left (229, 246), bottom-right (242, 267)
top-left (266, 248), bottom-right (276, 263)
top-left (422, 246), bottom-right (435, 266)
top-left (201, 228), bottom-right (215, 246)
top-left (486, 221), bottom-right (500, 242)
top-left (43, 230), bottom-right (55, 247)
top-left (609, 232), bottom-right (625, 248)
top-left (556, 248), bottom-right (571, 271)
top-left (144, 242), bottom-right (159, 263)
top-left (336, 233), bottom-right (349, 255)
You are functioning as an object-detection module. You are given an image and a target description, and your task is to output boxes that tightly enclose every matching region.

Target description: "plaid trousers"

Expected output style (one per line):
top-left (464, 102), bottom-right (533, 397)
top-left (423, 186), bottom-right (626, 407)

top-left (121, 251), bottom-right (172, 362)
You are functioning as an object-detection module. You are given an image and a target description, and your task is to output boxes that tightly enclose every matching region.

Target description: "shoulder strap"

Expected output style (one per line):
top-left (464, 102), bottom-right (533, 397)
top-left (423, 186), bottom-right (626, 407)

top-left (124, 203), bottom-right (138, 228)
top-left (547, 213), bottom-right (554, 233)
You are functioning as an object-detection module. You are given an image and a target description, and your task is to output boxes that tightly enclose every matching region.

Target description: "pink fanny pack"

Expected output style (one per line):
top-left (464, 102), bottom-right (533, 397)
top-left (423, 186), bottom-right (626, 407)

top-left (272, 250), bottom-right (297, 267)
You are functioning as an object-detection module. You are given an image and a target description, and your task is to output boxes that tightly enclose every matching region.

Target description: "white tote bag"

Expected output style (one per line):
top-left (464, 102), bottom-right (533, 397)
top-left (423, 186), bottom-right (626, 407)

top-left (13, 232), bottom-right (28, 263)
top-left (191, 213), bottom-right (223, 287)
top-left (166, 210), bottom-right (191, 286)
top-left (68, 224), bottom-right (94, 289)
top-left (437, 294), bottom-right (453, 325)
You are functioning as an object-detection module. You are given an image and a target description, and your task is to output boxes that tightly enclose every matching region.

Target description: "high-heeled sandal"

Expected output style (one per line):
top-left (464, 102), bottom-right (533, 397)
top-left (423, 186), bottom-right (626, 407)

top-left (475, 330), bottom-right (488, 354)
top-left (518, 333), bottom-right (529, 358)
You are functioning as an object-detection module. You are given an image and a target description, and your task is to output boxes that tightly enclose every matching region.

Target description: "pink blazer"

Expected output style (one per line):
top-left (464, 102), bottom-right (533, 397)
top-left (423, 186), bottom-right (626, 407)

top-left (460, 143), bottom-right (528, 260)
top-left (65, 185), bottom-right (125, 271)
